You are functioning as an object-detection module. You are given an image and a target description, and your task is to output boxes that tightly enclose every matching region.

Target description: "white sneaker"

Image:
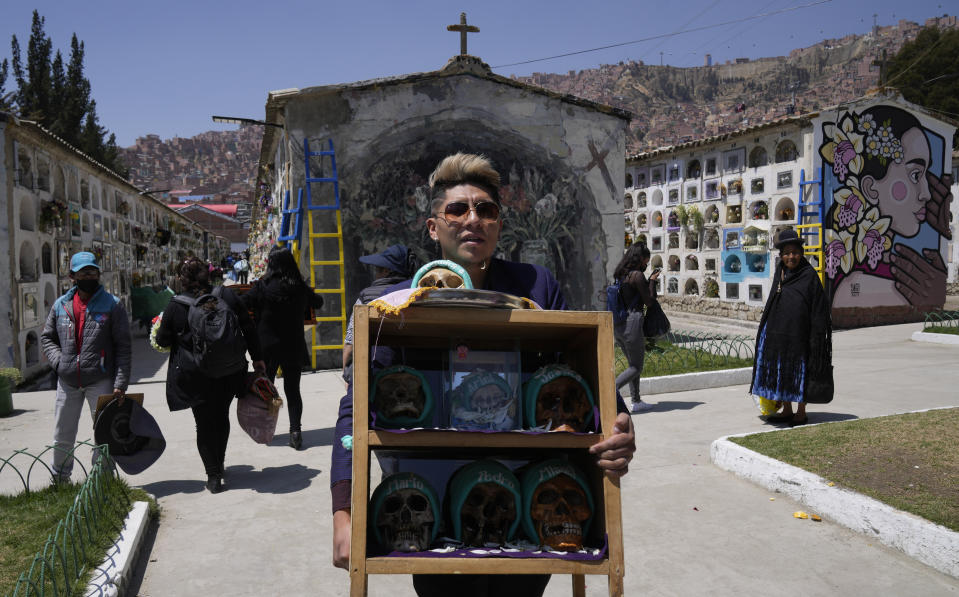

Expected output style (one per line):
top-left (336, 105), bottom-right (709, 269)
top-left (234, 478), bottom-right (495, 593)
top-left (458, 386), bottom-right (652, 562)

top-left (630, 401), bottom-right (654, 413)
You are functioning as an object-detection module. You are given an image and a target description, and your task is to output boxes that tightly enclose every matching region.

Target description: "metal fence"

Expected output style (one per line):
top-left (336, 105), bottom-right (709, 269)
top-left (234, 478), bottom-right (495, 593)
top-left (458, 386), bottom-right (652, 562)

top-left (614, 328), bottom-right (756, 375)
top-left (3, 442), bottom-right (131, 597)
top-left (923, 309), bottom-right (959, 330)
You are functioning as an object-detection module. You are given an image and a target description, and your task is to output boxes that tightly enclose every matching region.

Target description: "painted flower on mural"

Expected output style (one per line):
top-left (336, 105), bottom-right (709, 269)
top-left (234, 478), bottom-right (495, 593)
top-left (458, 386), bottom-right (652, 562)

top-left (534, 193), bottom-right (558, 218)
top-left (824, 228), bottom-right (855, 278)
top-left (414, 186), bottom-right (430, 213)
top-left (864, 119), bottom-right (903, 167)
top-left (832, 184), bottom-right (868, 231)
top-left (820, 114), bottom-right (864, 183)
top-left (855, 208), bottom-right (892, 270)
top-left (499, 184), bottom-right (531, 213)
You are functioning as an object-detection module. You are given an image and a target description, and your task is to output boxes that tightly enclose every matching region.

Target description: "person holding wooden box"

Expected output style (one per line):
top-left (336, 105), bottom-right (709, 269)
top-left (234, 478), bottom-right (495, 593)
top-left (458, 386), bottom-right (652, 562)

top-left (330, 153), bottom-right (636, 596)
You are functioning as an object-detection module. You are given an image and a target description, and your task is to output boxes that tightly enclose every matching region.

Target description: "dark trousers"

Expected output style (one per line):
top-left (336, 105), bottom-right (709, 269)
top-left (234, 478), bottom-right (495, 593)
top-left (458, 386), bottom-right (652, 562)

top-left (267, 357), bottom-right (303, 432)
top-left (412, 574), bottom-right (550, 597)
top-left (614, 310), bottom-right (646, 401)
top-left (190, 384), bottom-right (236, 476)
top-left (237, 271), bottom-right (249, 284)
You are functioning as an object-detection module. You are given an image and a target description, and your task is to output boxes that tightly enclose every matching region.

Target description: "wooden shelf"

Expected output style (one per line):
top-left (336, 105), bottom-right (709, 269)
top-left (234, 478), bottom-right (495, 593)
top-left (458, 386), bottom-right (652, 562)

top-left (350, 304), bottom-right (624, 597)
top-left (368, 430), bottom-right (604, 449)
top-left (365, 557), bottom-right (611, 575)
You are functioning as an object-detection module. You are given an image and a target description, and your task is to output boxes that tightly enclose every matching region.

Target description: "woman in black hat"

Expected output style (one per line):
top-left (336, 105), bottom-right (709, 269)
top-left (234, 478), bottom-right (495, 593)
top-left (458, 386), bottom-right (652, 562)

top-left (242, 246), bottom-right (324, 449)
top-left (749, 228), bottom-right (833, 425)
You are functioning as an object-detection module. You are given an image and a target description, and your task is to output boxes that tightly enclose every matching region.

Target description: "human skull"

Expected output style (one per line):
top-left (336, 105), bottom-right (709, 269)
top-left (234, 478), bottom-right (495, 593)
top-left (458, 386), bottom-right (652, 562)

top-left (534, 376), bottom-right (591, 432)
top-left (417, 267), bottom-right (465, 289)
top-left (376, 488), bottom-right (435, 552)
top-left (530, 474), bottom-right (591, 551)
top-left (472, 383), bottom-right (509, 412)
top-left (460, 482), bottom-right (517, 547)
top-left (374, 372), bottom-right (426, 420)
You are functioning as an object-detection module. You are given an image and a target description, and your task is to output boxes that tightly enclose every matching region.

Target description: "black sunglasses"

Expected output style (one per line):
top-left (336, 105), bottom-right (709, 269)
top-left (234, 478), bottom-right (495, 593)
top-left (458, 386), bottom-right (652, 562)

top-left (433, 201), bottom-right (500, 223)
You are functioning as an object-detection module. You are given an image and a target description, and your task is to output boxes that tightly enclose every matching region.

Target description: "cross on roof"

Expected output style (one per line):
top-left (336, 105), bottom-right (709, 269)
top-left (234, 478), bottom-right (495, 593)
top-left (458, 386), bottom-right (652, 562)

top-left (447, 12), bottom-right (479, 56)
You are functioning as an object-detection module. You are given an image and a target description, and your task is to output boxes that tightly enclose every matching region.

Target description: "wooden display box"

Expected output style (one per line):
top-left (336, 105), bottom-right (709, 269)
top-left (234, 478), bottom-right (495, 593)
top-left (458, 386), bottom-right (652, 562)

top-left (350, 305), bottom-right (624, 596)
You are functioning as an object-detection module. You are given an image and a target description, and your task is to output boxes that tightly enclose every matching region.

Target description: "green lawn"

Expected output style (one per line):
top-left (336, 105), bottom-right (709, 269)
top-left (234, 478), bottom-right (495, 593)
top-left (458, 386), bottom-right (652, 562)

top-left (615, 338), bottom-right (754, 378)
top-left (729, 408), bottom-right (959, 532)
top-left (0, 476), bottom-right (156, 595)
top-left (923, 325), bottom-right (959, 335)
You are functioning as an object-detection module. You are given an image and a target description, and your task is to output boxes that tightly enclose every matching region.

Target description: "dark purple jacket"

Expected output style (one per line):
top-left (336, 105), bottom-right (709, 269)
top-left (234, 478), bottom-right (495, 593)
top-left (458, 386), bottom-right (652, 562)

top-left (332, 259), bottom-right (631, 512)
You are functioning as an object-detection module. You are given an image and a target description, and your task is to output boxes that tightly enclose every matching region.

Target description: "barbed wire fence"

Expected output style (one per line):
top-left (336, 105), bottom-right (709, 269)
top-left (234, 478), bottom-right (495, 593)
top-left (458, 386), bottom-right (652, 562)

top-left (2, 441), bottom-right (134, 597)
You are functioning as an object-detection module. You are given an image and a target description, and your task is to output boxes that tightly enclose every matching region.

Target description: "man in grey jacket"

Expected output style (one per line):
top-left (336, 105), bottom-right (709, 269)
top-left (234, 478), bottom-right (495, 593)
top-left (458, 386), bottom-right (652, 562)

top-left (40, 251), bottom-right (132, 481)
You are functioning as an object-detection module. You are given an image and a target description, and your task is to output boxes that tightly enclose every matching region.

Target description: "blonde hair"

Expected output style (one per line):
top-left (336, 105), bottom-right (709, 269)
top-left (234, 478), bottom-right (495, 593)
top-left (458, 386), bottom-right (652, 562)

top-left (428, 153), bottom-right (501, 211)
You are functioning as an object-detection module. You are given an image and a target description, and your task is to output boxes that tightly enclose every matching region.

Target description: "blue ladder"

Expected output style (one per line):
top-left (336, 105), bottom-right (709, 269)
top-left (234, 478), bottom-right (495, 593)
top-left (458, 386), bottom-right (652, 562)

top-left (797, 169), bottom-right (825, 284)
top-left (277, 189), bottom-right (304, 244)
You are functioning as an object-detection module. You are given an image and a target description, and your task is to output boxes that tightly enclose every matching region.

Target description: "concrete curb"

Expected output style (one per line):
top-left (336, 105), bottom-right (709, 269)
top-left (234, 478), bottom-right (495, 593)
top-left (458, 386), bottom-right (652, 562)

top-left (640, 366), bottom-right (752, 395)
top-left (710, 430), bottom-right (959, 579)
top-left (911, 331), bottom-right (959, 345)
top-left (85, 501), bottom-right (151, 597)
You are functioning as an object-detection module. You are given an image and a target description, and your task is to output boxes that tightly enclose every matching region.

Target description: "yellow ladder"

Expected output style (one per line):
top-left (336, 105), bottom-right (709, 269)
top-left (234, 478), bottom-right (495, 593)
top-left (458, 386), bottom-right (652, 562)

top-left (303, 139), bottom-right (346, 369)
top-left (797, 169), bottom-right (825, 285)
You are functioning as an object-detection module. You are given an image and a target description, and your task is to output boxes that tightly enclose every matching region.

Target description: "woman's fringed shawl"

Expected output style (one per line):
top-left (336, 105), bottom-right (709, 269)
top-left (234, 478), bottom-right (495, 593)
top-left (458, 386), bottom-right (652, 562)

top-left (749, 257), bottom-right (834, 403)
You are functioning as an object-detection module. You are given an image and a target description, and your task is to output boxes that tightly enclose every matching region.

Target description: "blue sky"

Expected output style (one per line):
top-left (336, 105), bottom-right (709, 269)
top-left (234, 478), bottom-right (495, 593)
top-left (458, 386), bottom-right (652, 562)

top-left (2, 0), bottom-right (953, 147)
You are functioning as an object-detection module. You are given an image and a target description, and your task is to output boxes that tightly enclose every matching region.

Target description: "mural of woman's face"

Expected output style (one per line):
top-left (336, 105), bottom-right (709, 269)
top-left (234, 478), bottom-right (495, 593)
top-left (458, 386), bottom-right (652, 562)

top-left (861, 127), bottom-right (931, 238)
top-left (426, 184), bottom-right (503, 269)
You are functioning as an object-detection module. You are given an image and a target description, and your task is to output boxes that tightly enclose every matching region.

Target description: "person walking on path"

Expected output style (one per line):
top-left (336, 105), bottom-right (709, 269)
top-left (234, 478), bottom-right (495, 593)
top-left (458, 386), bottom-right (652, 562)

top-left (611, 242), bottom-right (660, 413)
top-left (242, 246), bottom-right (324, 450)
top-left (234, 255), bottom-right (250, 284)
top-left (341, 244), bottom-right (417, 384)
top-left (155, 257), bottom-right (264, 493)
top-left (40, 251), bottom-right (132, 482)
top-left (750, 228), bottom-right (834, 426)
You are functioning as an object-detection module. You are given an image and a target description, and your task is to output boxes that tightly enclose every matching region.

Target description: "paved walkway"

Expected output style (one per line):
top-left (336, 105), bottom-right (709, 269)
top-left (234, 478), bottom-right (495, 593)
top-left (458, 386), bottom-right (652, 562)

top-left (2, 322), bottom-right (958, 596)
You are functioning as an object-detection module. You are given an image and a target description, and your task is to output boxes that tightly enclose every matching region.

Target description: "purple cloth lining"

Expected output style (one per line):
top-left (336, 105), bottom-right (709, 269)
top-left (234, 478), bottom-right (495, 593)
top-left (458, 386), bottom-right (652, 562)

top-left (370, 425), bottom-right (599, 436)
top-left (377, 536), bottom-right (608, 561)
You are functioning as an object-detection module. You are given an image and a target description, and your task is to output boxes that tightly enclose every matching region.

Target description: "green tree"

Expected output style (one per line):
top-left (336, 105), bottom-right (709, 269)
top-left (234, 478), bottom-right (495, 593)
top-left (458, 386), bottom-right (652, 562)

top-left (79, 98), bottom-right (105, 160)
top-left (103, 134), bottom-right (128, 179)
top-left (49, 50), bottom-right (66, 129)
top-left (0, 58), bottom-right (11, 110)
top-left (886, 26), bottom-right (959, 148)
top-left (7, 10), bottom-right (128, 177)
top-left (11, 10), bottom-right (54, 123)
top-left (60, 35), bottom-right (91, 144)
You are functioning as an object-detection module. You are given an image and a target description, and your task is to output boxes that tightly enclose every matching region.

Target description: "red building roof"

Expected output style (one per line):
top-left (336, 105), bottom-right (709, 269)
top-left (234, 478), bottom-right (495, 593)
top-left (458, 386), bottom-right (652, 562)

top-left (168, 203), bottom-right (238, 217)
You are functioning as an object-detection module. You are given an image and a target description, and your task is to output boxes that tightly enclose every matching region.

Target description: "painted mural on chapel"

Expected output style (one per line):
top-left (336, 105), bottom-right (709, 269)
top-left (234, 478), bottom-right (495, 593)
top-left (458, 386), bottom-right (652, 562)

top-left (820, 103), bottom-right (953, 310)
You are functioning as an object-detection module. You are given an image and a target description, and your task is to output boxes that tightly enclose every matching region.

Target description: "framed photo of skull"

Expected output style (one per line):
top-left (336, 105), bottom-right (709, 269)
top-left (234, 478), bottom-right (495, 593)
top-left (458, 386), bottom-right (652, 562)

top-left (447, 349), bottom-right (521, 431)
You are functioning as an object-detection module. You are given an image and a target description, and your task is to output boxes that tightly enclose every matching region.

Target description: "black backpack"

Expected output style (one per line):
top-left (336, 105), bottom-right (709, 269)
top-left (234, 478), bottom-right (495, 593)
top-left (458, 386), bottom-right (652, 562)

top-left (173, 286), bottom-right (247, 377)
top-left (605, 278), bottom-right (639, 325)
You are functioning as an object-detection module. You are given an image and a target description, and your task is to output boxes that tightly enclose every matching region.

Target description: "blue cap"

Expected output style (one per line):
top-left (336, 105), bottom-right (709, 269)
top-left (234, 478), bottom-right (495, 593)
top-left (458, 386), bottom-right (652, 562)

top-left (70, 251), bottom-right (100, 272)
top-left (359, 244), bottom-right (410, 275)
